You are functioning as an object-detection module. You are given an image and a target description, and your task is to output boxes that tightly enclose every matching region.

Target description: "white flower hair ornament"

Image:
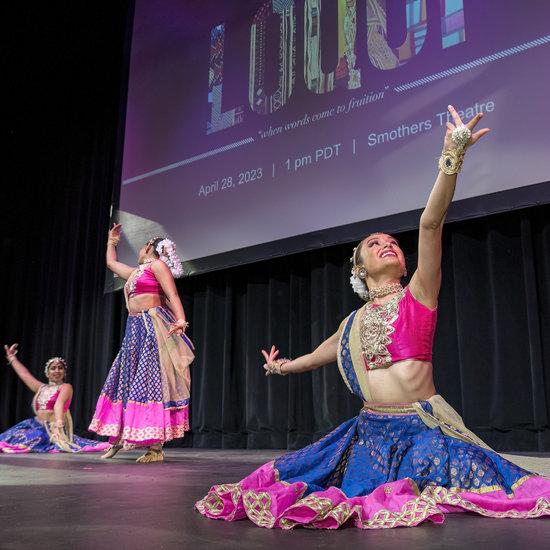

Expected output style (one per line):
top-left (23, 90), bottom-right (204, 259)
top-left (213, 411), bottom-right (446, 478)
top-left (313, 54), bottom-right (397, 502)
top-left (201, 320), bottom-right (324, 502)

top-left (350, 270), bottom-right (370, 301)
top-left (44, 357), bottom-right (67, 377)
top-left (156, 238), bottom-right (184, 278)
top-left (349, 247), bottom-right (370, 301)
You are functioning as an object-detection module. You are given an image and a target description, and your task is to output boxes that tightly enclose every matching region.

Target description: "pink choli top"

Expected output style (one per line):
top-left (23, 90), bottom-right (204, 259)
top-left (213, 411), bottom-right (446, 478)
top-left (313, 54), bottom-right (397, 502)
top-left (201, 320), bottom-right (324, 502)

top-left (361, 287), bottom-right (437, 370)
top-left (34, 384), bottom-right (71, 413)
top-left (125, 262), bottom-right (164, 299)
top-left (387, 287), bottom-right (437, 364)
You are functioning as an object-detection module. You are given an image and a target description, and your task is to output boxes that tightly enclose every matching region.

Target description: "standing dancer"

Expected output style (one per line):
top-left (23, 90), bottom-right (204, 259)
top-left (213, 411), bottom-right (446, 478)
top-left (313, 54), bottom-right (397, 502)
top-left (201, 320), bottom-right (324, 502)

top-left (89, 226), bottom-right (194, 463)
top-left (196, 105), bottom-right (550, 528)
top-left (1, 344), bottom-right (109, 453)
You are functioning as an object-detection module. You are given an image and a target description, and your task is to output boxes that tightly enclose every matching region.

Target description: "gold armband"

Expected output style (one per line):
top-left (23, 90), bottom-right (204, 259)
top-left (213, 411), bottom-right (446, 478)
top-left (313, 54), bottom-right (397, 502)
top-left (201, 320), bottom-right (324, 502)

top-left (438, 148), bottom-right (465, 175)
top-left (265, 358), bottom-right (291, 376)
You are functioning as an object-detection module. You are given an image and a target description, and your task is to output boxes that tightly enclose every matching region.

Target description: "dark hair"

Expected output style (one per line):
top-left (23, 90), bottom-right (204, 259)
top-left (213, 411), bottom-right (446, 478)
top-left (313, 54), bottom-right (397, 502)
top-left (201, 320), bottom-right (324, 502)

top-left (353, 240), bottom-right (365, 266)
top-left (146, 236), bottom-right (166, 257)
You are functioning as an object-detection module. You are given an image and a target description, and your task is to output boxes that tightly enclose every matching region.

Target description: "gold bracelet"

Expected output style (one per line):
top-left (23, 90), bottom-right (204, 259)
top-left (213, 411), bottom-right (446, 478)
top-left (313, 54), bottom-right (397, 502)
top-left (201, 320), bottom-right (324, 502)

top-left (265, 358), bottom-right (291, 376)
top-left (438, 148), bottom-right (465, 175)
top-left (108, 237), bottom-right (120, 247)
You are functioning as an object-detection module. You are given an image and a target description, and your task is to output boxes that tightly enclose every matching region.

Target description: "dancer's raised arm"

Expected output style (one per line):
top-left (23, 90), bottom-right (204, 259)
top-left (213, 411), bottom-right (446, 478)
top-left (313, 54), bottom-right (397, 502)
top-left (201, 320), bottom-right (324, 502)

top-left (106, 223), bottom-right (135, 280)
top-left (4, 344), bottom-right (42, 393)
top-left (410, 105), bottom-right (490, 309)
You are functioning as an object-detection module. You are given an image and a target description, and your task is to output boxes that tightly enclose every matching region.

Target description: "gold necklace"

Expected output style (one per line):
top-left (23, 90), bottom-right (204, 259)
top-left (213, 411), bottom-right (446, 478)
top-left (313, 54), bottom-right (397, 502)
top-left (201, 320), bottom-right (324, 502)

top-left (368, 282), bottom-right (403, 301)
top-left (360, 289), bottom-right (404, 369)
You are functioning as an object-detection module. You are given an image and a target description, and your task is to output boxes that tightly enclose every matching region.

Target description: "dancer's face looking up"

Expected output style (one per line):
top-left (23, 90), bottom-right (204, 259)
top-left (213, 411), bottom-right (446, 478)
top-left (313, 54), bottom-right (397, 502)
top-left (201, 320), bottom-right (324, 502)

top-left (357, 233), bottom-right (406, 281)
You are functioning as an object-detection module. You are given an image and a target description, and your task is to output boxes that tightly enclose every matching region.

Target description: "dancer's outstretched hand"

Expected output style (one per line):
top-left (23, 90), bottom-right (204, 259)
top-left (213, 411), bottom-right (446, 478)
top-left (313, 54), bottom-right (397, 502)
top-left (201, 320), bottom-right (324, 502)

top-left (168, 319), bottom-right (188, 337)
top-left (261, 345), bottom-right (279, 374)
top-left (444, 104), bottom-right (490, 151)
top-left (4, 343), bottom-right (18, 363)
top-left (109, 222), bottom-right (122, 239)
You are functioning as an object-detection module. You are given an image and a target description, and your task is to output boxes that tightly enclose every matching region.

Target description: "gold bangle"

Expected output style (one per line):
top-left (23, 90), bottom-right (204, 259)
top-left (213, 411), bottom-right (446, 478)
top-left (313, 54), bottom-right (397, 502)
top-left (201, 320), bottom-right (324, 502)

top-left (108, 237), bottom-right (120, 247)
top-left (265, 358), bottom-right (291, 376)
top-left (438, 148), bottom-right (465, 175)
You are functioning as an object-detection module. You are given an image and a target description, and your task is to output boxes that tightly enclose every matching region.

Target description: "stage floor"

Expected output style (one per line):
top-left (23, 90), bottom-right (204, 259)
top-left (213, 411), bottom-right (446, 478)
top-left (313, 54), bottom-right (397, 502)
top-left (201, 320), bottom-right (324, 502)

top-left (1, 449), bottom-right (550, 550)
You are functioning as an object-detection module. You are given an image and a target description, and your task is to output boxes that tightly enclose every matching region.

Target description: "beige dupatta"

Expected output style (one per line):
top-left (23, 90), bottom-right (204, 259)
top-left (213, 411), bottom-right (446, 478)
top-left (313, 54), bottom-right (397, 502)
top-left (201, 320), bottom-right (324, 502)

top-left (148, 308), bottom-right (193, 406)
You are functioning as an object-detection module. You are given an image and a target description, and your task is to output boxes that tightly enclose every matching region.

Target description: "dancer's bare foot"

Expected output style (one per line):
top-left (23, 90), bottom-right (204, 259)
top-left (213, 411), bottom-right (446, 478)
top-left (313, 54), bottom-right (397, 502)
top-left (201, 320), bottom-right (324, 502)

top-left (101, 444), bottom-right (122, 459)
top-left (136, 445), bottom-right (164, 463)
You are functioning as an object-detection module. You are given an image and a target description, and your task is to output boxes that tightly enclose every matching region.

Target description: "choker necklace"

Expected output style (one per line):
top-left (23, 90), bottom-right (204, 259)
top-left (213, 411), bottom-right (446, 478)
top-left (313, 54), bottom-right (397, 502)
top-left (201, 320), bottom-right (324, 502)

top-left (368, 282), bottom-right (403, 301)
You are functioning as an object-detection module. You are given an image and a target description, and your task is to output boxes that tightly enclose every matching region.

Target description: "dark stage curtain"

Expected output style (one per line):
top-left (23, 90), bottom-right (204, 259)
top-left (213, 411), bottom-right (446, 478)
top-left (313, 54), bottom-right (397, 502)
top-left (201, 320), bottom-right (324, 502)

top-left (2, 3), bottom-right (131, 435)
top-left (2, 4), bottom-right (549, 452)
top-left (184, 207), bottom-right (550, 452)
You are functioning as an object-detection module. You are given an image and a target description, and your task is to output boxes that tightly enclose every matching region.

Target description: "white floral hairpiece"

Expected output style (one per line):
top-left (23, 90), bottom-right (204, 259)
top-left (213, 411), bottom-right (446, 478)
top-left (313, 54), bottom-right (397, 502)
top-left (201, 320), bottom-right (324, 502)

top-left (155, 238), bottom-right (184, 278)
top-left (349, 246), bottom-right (370, 301)
top-left (350, 272), bottom-right (370, 301)
top-left (44, 357), bottom-right (67, 377)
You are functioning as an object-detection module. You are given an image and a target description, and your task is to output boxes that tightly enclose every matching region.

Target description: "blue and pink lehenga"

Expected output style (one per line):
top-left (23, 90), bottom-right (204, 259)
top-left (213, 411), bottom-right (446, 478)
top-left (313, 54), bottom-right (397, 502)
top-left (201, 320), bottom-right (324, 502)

top-left (88, 260), bottom-right (194, 447)
top-left (0, 383), bottom-right (109, 454)
top-left (196, 287), bottom-right (550, 529)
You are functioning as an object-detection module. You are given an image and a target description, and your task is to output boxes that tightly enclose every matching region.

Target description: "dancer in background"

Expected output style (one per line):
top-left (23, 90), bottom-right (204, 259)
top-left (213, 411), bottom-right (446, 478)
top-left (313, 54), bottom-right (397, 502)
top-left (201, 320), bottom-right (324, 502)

top-left (1, 344), bottom-right (109, 453)
top-left (89, 226), bottom-right (194, 463)
top-left (196, 105), bottom-right (550, 528)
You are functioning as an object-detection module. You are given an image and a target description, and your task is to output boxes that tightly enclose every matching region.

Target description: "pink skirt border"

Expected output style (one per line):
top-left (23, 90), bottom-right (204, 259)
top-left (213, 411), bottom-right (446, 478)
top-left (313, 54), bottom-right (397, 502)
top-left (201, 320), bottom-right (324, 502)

top-left (195, 462), bottom-right (550, 529)
top-left (89, 394), bottom-right (189, 445)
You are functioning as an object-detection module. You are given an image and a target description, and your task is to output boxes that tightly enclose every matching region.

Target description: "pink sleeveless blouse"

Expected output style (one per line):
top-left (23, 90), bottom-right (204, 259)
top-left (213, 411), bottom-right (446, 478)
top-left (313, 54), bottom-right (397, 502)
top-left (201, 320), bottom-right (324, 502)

top-left (34, 384), bottom-right (71, 412)
top-left (387, 287), bottom-right (437, 363)
top-left (125, 263), bottom-right (164, 299)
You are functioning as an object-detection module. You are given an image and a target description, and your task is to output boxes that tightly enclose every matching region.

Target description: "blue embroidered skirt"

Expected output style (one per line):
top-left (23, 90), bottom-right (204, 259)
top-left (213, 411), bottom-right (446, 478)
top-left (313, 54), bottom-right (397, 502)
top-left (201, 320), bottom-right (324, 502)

top-left (0, 417), bottom-right (108, 454)
top-left (196, 402), bottom-right (550, 528)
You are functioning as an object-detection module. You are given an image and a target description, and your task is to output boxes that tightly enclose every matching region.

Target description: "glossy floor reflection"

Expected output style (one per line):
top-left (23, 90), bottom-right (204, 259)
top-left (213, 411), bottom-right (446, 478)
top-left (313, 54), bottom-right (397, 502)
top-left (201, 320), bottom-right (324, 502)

top-left (1, 449), bottom-right (549, 550)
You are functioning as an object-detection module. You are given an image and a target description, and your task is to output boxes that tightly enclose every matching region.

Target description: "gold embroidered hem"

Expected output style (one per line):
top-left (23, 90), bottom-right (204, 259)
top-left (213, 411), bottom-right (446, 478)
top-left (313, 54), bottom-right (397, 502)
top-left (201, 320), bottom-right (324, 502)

top-left (267, 479), bottom-right (550, 529)
top-left (427, 484), bottom-right (550, 519)
top-left (195, 491), bottom-right (225, 516)
top-left (87, 420), bottom-right (189, 442)
top-left (362, 403), bottom-right (418, 414)
top-left (195, 482), bottom-right (243, 521)
top-left (243, 491), bottom-right (276, 528)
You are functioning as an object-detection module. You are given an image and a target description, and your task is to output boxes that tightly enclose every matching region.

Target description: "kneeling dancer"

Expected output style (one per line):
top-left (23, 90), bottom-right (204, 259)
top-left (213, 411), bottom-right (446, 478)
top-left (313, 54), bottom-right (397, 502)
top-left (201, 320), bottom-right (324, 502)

top-left (196, 105), bottom-right (550, 528)
top-left (1, 345), bottom-right (109, 454)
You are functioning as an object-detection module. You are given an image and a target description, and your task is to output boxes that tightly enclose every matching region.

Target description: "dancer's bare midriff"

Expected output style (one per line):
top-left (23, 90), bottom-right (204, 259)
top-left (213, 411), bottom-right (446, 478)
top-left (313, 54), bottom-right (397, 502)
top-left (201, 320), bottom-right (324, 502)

top-left (364, 360), bottom-right (436, 404)
top-left (127, 293), bottom-right (165, 315)
top-left (35, 410), bottom-right (54, 423)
